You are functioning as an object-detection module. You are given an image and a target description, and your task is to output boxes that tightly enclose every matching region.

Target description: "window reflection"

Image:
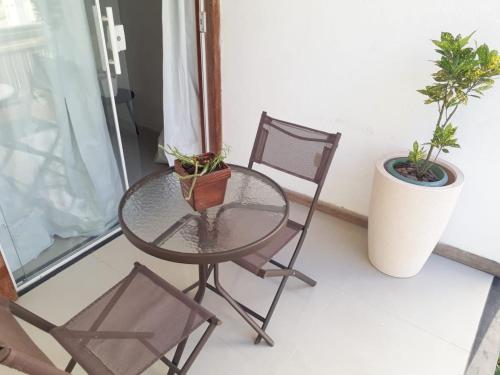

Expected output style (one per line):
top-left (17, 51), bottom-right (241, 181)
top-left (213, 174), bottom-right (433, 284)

top-left (0, 0), bottom-right (38, 28)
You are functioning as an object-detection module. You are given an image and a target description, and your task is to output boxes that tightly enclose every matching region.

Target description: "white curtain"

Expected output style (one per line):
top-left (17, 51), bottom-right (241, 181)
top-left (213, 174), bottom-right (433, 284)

top-left (162, 0), bottom-right (202, 164)
top-left (0, 0), bottom-right (123, 271)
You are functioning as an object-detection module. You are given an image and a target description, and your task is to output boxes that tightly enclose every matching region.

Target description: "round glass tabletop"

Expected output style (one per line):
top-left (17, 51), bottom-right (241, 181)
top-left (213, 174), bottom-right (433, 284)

top-left (119, 165), bottom-right (289, 264)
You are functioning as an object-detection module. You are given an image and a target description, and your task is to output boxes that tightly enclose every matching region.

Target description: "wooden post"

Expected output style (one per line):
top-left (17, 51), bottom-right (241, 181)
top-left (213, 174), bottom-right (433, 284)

top-left (0, 252), bottom-right (17, 300)
top-left (204, 0), bottom-right (222, 153)
top-left (195, 0), bottom-right (207, 153)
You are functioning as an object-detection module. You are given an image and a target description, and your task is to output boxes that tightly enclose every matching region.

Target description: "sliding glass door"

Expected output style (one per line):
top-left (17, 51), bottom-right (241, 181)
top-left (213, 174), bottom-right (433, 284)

top-left (0, 0), bottom-right (133, 289)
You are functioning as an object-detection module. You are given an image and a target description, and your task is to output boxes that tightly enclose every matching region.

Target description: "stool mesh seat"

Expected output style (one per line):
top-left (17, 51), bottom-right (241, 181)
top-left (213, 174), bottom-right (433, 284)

top-left (0, 263), bottom-right (218, 375)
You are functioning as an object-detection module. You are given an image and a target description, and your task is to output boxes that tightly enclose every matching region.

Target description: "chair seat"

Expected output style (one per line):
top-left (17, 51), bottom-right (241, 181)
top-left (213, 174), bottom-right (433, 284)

top-left (52, 263), bottom-right (213, 375)
top-left (234, 220), bottom-right (303, 275)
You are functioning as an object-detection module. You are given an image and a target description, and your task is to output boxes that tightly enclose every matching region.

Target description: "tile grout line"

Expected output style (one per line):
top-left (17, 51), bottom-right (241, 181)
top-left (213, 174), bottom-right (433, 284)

top-left (85, 253), bottom-right (128, 280)
top-left (93, 225), bottom-right (485, 357)
top-left (333, 286), bottom-right (475, 353)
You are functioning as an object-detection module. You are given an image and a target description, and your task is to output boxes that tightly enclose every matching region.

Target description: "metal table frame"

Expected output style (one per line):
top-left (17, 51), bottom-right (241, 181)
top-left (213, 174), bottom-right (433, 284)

top-left (118, 165), bottom-right (289, 371)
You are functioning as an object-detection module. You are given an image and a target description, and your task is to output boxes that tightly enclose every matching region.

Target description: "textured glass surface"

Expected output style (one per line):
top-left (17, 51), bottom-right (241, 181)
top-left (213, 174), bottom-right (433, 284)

top-left (121, 166), bottom-right (287, 256)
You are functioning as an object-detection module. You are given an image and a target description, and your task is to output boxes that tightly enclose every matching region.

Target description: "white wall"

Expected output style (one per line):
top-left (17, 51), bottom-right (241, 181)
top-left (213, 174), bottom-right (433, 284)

top-left (220, 0), bottom-right (500, 262)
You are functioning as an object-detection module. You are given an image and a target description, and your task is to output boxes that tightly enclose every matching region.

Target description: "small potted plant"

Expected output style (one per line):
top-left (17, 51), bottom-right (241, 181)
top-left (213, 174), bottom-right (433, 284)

top-left (160, 145), bottom-right (231, 211)
top-left (368, 32), bottom-right (500, 277)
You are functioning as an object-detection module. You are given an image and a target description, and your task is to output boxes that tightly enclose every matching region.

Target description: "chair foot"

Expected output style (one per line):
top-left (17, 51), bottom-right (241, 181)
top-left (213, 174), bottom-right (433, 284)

top-left (292, 269), bottom-right (317, 287)
top-left (264, 268), bottom-right (317, 287)
top-left (253, 268), bottom-right (313, 346)
top-left (65, 358), bottom-right (76, 373)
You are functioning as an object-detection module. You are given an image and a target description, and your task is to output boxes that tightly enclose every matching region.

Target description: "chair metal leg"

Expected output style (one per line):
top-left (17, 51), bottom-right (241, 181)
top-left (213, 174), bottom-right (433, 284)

top-left (168, 265), bottom-right (208, 375)
top-left (255, 230), bottom-right (315, 345)
top-left (179, 318), bottom-right (219, 375)
top-left (206, 283), bottom-right (266, 322)
top-left (263, 268), bottom-right (317, 286)
top-left (65, 358), bottom-right (76, 373)
top-left (160, 357), bottom-right (181, 373)
top-left (292, 269), bottom-right (317, 286)
top-left (254, 275), bottom-right (290, 345)
top-left (161, 318), bottom-right (219, 375)
top-left (213, 264), bottom-right (274, 346)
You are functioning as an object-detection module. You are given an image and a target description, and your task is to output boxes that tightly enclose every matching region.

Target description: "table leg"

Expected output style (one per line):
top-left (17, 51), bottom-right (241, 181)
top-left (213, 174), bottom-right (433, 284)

top-left (213, 264), bottom-right (274, 347)
top-left (182, 264), bottom-right (214, 294)
top-left (168, 264), bottom-right (208, 375)
top-left (194, 264), bottom-right (208, 303)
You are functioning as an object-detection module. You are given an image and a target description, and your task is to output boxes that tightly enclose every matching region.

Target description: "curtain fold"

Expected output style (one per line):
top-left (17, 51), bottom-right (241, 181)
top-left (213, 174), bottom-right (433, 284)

top-left (0, 0), bottom-right (123, 271)
top-left (162, 0), bottom-right (202, 164)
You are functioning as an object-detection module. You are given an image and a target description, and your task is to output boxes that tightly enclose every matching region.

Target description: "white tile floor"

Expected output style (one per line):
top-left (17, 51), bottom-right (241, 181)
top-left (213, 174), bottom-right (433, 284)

top-left (7, 204), bottom-right (493, 375)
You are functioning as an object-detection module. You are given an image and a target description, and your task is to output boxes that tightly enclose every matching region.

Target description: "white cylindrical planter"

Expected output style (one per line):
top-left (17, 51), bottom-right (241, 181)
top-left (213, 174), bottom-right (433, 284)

top-left (368, 153), bottom-right (464, 278)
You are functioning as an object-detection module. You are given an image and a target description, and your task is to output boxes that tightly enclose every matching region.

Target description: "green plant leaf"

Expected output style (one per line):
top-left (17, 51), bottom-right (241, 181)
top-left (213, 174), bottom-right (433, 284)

top-left (418, 32), bottom-right (500, 161)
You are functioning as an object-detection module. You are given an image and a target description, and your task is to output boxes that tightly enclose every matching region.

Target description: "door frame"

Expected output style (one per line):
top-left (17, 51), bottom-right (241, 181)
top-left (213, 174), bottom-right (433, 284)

top-left (0, 0), bottom-right (224, 298)
top-left (0, 0), bottom-right (130, 298)
top-left (0, 246), bottom-right (16, 300)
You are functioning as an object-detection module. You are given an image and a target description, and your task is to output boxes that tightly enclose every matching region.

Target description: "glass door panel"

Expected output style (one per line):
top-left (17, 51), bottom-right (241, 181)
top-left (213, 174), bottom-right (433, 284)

top-left (0, 0), bottom-right (129, 288)
top-left (87, 0), bottom-right (143, 184)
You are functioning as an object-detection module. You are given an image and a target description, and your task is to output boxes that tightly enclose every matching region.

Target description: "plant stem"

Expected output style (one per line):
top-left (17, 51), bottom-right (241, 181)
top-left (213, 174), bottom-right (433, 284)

top-left (441, 84), bottom-right (476, 126)
top-left (443, 104), bottom-right (459, 126)
top-left (186, 162), bottom-right (199, 200)
top-left (418, 86), bottom-right (450, 178)
top-left (434, 148), bottom-right (442, 162)
top-left (435, 87), bottom-right (448, 128)
top-left (420, 84), bottom-right (474, 177)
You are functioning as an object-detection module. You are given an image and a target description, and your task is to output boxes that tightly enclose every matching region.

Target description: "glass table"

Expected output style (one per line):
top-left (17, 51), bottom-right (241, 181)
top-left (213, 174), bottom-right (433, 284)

top-left (119, 164), bottom-right (289, 350)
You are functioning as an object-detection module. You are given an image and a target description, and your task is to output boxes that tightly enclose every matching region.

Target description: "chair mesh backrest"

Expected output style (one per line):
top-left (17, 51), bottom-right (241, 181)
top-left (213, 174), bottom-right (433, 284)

top-left (250, 112), bottom-right (340, 184)
top-left (0, 297), bottom-right (66, 375)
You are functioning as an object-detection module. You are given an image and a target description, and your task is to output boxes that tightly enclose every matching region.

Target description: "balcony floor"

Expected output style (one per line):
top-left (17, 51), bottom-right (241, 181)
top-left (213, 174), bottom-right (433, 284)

top-left (9, 203), bottom-right (493, 375)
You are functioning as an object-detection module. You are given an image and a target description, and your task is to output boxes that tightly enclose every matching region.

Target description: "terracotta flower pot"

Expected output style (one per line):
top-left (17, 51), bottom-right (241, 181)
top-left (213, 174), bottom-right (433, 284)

top-left (174, 159), bottom-right (231, 212)
top-left (368, 153), bottom-right (464, 277)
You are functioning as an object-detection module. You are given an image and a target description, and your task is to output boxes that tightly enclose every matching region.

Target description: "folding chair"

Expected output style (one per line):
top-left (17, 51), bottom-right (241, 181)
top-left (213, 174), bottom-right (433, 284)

top-left (233, 111), bottom-right (341, 344)
top-left (0, 262), bottom-right (219, 375)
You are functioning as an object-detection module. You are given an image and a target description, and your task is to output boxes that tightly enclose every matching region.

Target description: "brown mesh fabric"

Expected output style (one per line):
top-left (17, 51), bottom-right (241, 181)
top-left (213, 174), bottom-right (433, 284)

top-left (252, 115), bottom-right (338, 183)
top-left (238, 112), bottom-right (340, 275)
top-left (52, 264), bottom-right (214, 375)
top-left (234, 220), bottom-right (303, 275)
top-left (0, 297), bottom-right (66, 375)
